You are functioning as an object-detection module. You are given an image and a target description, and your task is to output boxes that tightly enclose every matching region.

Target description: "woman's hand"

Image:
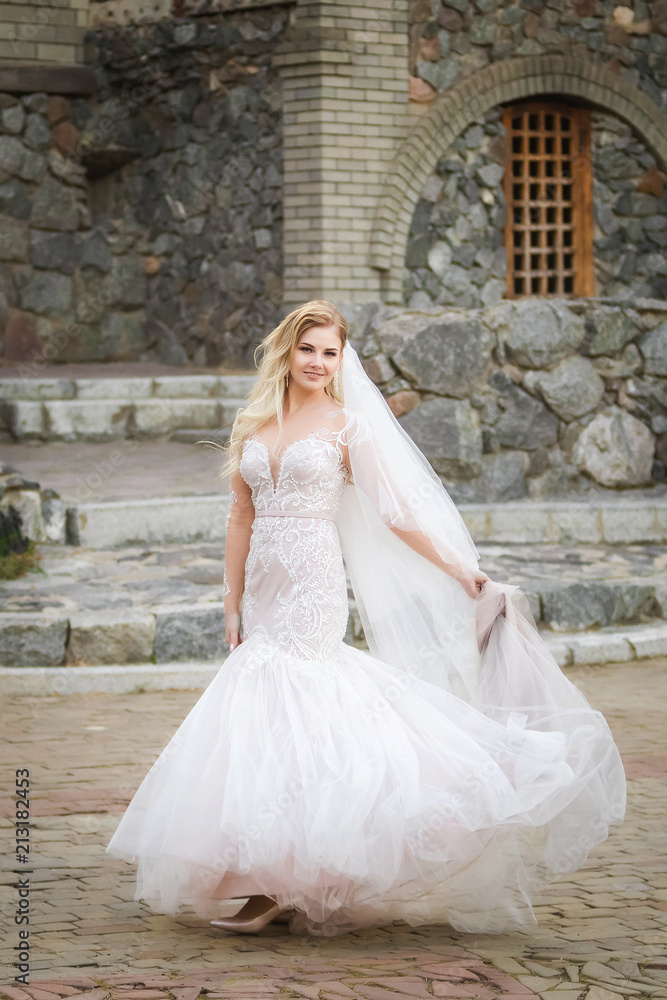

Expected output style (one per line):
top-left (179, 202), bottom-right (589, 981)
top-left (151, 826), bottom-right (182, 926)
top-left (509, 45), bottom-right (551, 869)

top-left (225, 612), bottom-right (242, 652)
top-left (455, 568), bottom-right (490, 600)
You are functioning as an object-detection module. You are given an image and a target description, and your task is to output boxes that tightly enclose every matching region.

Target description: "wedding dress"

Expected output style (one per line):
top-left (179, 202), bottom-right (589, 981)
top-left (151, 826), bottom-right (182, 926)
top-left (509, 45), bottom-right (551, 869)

top-left (106, 384), bottom-right (626, 938)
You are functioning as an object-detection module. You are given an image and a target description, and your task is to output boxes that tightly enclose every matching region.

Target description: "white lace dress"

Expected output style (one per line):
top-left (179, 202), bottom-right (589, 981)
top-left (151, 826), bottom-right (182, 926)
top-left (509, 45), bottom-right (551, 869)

top-left (106, 411), bottom-right (625, 938)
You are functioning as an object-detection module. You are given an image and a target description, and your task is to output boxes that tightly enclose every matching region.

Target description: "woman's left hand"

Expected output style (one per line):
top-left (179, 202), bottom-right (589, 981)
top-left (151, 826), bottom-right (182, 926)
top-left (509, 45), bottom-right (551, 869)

top-left (455, 569), bottom-right (490, 600)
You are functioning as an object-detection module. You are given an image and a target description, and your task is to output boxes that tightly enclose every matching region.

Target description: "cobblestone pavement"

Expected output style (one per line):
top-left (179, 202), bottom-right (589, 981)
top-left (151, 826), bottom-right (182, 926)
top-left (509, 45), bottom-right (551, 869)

top-left (1, 660), bottom-right (666, 999)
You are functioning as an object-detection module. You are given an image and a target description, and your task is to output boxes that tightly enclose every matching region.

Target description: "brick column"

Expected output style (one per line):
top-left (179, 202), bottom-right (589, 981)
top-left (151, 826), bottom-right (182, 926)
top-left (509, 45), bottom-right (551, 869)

top-left (0, 0), bottom-right (89, 65)
top-left (274, 0), bottom-right (409, 307)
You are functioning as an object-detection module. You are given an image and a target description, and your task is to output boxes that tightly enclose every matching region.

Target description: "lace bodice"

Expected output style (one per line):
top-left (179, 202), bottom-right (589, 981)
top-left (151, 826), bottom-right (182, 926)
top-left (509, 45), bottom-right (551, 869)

top-left (239, 414), bottom-right (351, 518)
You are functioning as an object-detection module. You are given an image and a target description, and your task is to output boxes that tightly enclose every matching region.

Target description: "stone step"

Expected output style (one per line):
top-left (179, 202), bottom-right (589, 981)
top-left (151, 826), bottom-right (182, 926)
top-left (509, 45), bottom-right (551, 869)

top-left (0, 373), bottom-right (257, 401)
top-left (1, 622), bottom-right (665, 694)
top-left (61, 494), bottom-right (667, 549)
top-left (67, 495), bottom-right (229, 547)
top-left (1, 538), bottom-right (666, 665)
top-left (1, 397), bottom-right (249, 441)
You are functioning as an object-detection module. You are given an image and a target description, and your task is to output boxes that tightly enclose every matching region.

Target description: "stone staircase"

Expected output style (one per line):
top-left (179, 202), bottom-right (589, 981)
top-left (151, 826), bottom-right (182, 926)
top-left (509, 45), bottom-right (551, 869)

top-left (0, 373), bottom-right (254, 441)
top-left (2, 370), bottom-right (667, 692)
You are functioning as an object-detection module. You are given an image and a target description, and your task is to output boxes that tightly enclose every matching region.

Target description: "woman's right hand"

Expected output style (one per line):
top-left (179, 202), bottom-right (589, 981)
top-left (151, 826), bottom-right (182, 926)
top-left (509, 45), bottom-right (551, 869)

top-left (225, 612), bottom-right (242, 652)
top-left (454, 568), bottom-right (490, 600)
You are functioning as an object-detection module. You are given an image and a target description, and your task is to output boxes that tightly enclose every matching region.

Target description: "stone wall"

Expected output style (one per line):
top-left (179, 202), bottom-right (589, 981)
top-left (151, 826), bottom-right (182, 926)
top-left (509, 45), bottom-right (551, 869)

top-left (409, 0), bottom-right (667, 109)
top-left (404, 108), bottom-right (667, 308)
top-left (344, 296), bottom-right (667, 502)
top-left (0, 3), bottom-right (289, 370)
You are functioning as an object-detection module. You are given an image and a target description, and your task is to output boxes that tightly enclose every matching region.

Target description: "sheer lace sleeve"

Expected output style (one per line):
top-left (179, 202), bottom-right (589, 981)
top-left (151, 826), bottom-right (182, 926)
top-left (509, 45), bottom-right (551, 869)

top-left (340, 410), bottom-right (477, 578)
top-left (223, 468), bottom-right (255, 615)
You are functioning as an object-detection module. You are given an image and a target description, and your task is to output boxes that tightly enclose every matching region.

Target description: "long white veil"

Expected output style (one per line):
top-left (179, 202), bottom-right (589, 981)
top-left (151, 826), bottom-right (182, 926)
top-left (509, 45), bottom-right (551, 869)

top-left (336, 343), bottom-right (483, 698)
top-left (336, 342), bottom-right (625, 872)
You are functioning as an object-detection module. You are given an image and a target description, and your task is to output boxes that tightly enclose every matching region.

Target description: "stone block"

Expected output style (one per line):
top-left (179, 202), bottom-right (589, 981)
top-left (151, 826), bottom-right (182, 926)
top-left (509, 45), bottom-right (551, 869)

top-left (601, 504), bottom-right (662, 544)
top-left (0, 488), bottom-right (43, 540)
top-left (492, 374), bottom-right (559, 450)
top-left (459, 505), bottom-right (490, 542)
top-left (20, 271), bottom-right (72, 317)
top-left (30, 230), bottom-right (80, 274)
top-left (68, 609), bottom-right (156, 665)
top-left (524, 356), bottom-right (604, 421)
top-left (582, 306), bottom-right (640, 356)
top-left (0, 378), bottom-right (74, 401)
top-left (624, 624), bottom-right (667, 658)
top-left (567, 631), bottom-right (633, 666)
top-left (548, 504), bottom-right (602, 544)
top-left (385, 312), bottom-right (495, 398)
top-left (131, 399), bottom-right (222, 436)
top-left (30, 175), bottom-right (79, 231)
top-left (4, 400), bottom-right (44, 439)
top-left (0, 613), bottom-right (67, 666)
top-left (541, 636), bottom-right (571, 669)
top-left (41, 496), bottom-right (67, 544)
top-left (0, 215), bottom-right (28, 262)
top-left (219, 375), bottom-right (257, 398)
top-left (100, 311), bottom-right (146, 360)
top-left (72, 495), bottom-right (229, 548)
top-left (399, 397), bottom-right (482, 479)
top-left (44, 400), bottom-right (132, 440)
top-left (154, 603), bottom-right (227, 662)
top-left (639, 321), bottom-right (667, 376)
top-left (2, 311), bottom-right (42, 363)
top-left (152, 375), bottom-right (222, 399)
top-left (488, 299), bottom-right (585, 369)
top-left (74, 378), bottom-right (152, 400)
top-left (539, 582), bottom-right (617, 632)
top-left (486, 504), bottom-right (550, 543)
top-left (573, 407), bottom-right (654, 487)
top-left (449, 451), bottom-right (528, 503)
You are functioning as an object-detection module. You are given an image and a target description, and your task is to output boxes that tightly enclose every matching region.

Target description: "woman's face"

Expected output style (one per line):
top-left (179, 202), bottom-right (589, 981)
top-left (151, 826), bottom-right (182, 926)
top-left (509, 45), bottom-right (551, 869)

top-left (290, 324), bottom-right (342, 393)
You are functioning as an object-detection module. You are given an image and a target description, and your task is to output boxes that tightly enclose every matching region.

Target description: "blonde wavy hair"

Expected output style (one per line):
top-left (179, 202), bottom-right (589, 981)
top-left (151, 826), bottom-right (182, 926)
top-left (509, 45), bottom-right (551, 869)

top-left (219, 300), bottom-right (348, 479)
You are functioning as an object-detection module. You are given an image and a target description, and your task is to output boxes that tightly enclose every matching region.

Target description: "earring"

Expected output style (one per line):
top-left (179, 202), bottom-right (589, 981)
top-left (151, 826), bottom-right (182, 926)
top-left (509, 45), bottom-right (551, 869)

top-left (285, 371), bottom-right (290, 389)
top-left (333, 370), bottom-right (339, 393)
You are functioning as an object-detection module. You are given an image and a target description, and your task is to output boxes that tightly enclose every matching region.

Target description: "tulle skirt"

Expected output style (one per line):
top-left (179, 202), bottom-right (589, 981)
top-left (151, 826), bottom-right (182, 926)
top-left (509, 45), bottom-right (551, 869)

top-left (105, 590), bottom-right (626, 937)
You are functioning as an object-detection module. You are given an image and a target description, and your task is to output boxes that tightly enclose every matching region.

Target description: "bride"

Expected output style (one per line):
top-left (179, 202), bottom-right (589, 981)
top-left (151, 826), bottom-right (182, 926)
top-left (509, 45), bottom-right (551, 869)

top-left (106, 300), bottom-right (626, 938)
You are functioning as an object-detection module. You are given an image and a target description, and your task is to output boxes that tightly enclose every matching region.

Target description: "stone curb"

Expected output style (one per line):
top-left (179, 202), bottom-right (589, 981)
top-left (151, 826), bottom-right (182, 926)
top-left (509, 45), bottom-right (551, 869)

top-left (0, 662), bottom-right (221, 695)
top-left (59, 495), bottom-right (667, 548)
top-left (1, 623), bottom-right (666, 694)
top-left (461, 497), bottom-right (667, 545)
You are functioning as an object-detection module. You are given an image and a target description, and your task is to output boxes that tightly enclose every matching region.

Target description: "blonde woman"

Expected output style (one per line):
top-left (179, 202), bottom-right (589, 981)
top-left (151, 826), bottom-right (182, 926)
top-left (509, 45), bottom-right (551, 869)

top-left (107, 301), bottom-right (625, 939)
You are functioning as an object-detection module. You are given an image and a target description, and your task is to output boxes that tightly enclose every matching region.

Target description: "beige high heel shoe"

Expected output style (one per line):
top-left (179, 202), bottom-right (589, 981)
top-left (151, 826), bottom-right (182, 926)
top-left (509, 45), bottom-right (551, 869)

top-left (210, 895), bottom-right (293, 933)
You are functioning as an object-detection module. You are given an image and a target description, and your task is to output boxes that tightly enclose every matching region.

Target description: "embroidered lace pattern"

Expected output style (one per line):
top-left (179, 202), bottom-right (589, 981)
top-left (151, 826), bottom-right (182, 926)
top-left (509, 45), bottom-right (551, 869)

top-left (235, 410), bottom-right (363, 664)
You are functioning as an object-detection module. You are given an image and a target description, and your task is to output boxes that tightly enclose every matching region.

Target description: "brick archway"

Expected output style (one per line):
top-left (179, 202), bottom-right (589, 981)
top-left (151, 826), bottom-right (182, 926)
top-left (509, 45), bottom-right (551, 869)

top-left (370, 55), bottom-right (667, 303)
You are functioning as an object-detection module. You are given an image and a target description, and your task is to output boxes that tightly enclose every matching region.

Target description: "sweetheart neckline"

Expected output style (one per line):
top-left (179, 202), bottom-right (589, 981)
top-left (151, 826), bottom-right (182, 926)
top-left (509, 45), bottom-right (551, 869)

top-left (245, 432), bottom-right (345, 494)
